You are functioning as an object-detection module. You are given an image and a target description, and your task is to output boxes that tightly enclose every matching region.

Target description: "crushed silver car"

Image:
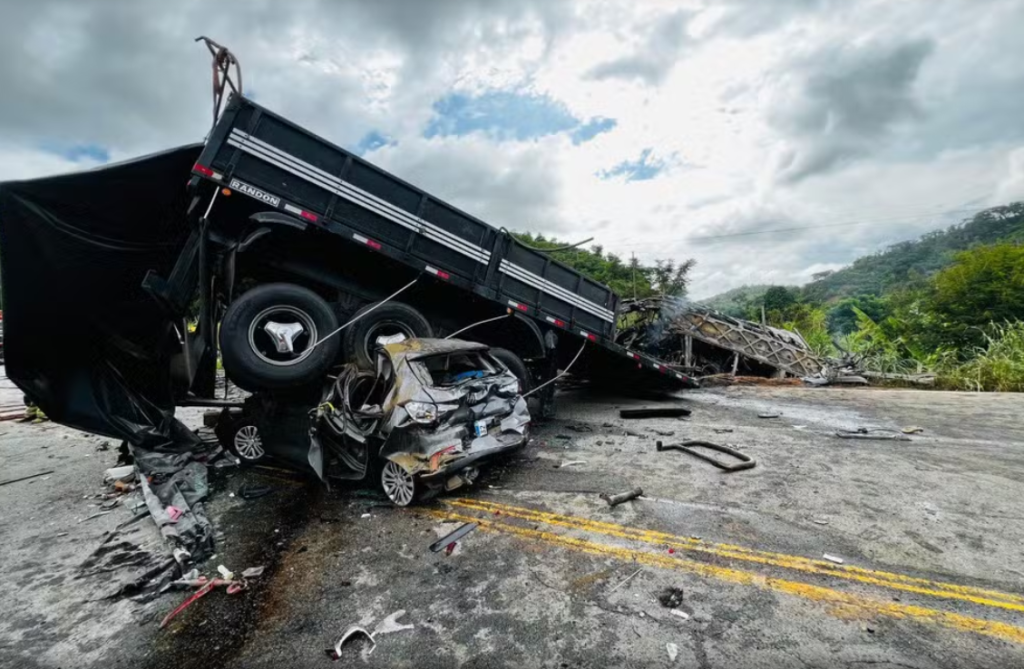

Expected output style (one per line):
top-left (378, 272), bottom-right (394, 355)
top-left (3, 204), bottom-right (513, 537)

top-left (315, 338), bottom-right (531, 506)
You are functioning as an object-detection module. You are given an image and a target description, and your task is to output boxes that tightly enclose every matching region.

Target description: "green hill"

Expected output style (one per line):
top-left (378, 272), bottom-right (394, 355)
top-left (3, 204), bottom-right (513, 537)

top-left (800, 202), bottom-right (1024, 303)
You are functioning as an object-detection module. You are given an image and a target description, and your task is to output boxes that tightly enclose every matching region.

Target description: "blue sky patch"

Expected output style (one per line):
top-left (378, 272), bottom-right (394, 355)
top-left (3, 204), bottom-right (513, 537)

top-left (424, 91), bottom-right (615, 145)
top-left (599, 148), bottom-right (666, 182)
top-left (571, 117), bottom-right (617, 145)
top-left (41, 142), bottom-right (110, 163)
top-left (355, 130), bottom-right (395, 155)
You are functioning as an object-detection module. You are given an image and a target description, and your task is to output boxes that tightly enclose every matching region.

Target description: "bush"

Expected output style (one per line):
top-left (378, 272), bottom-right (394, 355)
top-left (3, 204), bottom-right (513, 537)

top-left (936, 322), bottom-right (1024, 392)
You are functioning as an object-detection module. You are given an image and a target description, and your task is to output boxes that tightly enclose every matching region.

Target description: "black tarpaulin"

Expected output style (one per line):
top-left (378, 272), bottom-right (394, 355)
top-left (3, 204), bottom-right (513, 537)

top-left (0, 144), bottom-right (201, 443)
top-left (0, 144), bottom-right (221, 564)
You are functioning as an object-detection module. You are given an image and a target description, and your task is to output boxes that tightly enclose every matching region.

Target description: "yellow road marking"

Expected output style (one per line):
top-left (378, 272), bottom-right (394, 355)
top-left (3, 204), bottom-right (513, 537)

top-left (428, 509), bottom-right (1024, 646)
top-left (449, 497), bottom-right (1024, 614)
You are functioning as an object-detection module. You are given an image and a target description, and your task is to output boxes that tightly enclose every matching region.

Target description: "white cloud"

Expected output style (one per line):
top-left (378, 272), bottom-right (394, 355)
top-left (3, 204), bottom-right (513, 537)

top-left (1, 0), bottom-right (1022, 302)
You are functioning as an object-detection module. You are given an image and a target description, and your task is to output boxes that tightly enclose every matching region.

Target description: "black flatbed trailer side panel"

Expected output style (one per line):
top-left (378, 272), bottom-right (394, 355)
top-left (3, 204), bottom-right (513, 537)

top-left (193, 96), bottom-right (693, 388)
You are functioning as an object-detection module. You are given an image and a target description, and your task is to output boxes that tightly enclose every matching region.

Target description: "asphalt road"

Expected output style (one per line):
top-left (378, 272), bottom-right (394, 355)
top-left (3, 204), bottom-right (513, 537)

top-left (2, 380), bottom-right (1024, 668)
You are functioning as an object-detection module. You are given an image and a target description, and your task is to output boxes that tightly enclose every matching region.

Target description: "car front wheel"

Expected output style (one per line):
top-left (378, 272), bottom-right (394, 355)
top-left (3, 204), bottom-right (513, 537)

top-left (380, 459), bottom-right (418, 507)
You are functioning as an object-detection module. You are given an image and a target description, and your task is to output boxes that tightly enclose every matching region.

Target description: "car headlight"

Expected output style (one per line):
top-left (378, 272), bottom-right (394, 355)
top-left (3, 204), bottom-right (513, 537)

top-left (405, 401), bottom-right (438, 424)
top-left (499, 379), bottom-right (520, 395)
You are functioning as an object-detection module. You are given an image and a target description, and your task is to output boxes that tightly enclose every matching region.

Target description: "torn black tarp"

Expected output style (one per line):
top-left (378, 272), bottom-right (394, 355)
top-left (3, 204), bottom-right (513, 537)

top-left (0, 145), bottom-right (220, 562)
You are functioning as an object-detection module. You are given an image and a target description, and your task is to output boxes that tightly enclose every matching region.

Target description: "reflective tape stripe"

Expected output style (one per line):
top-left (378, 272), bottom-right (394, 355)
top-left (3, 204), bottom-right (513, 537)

top-left (499, 260), bottom-right (614, 322)
top-left (227, 130), bottom-right (490, 264)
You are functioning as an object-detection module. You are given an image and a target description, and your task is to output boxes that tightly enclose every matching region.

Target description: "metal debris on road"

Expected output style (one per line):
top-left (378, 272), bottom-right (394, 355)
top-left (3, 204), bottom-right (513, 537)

top-left (902, 426), bottom-right (925, 434)
top-left (666, 642), bottom-right (679, 662)
top-left (327, 626), bottom-right (376, 660)
top-left (758, 411), bottom-right (781, 419)
top-left (600, 487), bottom-right (644, 507)
top-left (811, 518), bottom-right (830, 526)
top-left (835, 428), bottom-right (911, 441)
top-left (373, 609), bottom-right (415, 636)
top-left (238, 483), bottom-right (275, 499)
top-left (556, 460), bottom-right (587, 469)
top-left (620, 407), bottom-right (691, 419)
top-left (656, 440), bottom-right (756, 472)
top-left (658, 587), bottom-right (684, 608)
top-left (0, 469), bottom-right (55, 487)
top-left (607, 568), bottom-right (642, 593)
top-left (429, 522), bottom-right (478, 552)
top-left (823, 554), bottom-right (845, 564)
top-left (669, 609), bottom-right (690, 620)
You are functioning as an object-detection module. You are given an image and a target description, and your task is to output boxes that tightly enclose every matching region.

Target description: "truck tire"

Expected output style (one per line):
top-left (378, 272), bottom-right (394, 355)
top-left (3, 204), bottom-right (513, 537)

top-left (220, 283), bottom-right (340, 392)
top-left (490, 347), bottom-right (532, 393)
top-left (343, 301), bottom-right (433, 369)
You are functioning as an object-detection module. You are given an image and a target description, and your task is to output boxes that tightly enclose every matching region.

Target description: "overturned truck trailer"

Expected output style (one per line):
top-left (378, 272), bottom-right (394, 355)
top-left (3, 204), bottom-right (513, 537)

top-left (0, 94), bottom-right (697, 450)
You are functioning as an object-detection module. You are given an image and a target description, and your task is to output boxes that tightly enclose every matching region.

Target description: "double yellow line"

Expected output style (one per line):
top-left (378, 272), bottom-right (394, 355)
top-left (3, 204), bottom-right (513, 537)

top-left (430, 497), bottom-right (1024, 645)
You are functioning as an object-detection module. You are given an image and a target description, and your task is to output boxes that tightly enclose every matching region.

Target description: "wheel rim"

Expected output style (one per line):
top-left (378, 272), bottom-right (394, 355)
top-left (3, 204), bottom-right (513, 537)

top-left (247, 305), bottom-right (318, 367)
top-left (234, 424), bottom-right (265, 460)
top-left (363, 321), bottom-right (416, 360)
top-left (381, 460), bottom-right (416, 506)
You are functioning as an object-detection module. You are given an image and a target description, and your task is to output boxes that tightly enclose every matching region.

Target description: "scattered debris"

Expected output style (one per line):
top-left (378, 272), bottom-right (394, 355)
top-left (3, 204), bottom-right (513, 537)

top-left (669, 609), bottom-right (690, 620)
top-left (429, 522), bottom-right (478, 552)
top-left (823, 554), bottom-right (845, 565)
top-left (238, 483), bottom-right (275, 500)
top-left (566, 424), bottom-right (593, 433)
top-left (160, 581), bottom-right (218, 628)
top-left (758, 411), bottom-right (781, 419)
top-left (103, 465), bottom-right (135, 484)
top-left (712, 428), bottom-right (734, 434)
top-left (901, 426), bottom-right (925, 434)
top-left (608, 568), bottom-right (642, 593)
top-left (651, 429), bottom-right (675, 437)
top-left (327, 626), bottom-right (376, 660)
top-left (600, 487), bottom-right (644, 507)
top-left (373, 609), bottom-right (415, 636)
top-left (620, 407), bottom-right (691, 419)
top-left (217, 564), bottom-right (234, 580)
top-left (835, 428), bottom-right (911, 442)
top-left (666, 642), bottom-right (679, 662)
top-left (811, 517), bottom-right (830, 526)
top-left (656, 440), bottom-right (756, 472)
top-left (657, 587), bottom-right (684, 608)
top-left (556, 460), bottom-right (587, 469)
top-left (241, 566), bottom-right (265, 579)
top-left (0, 469), bottom-right (55, 487)
top-left (78, 511), bottom-right (113, 523)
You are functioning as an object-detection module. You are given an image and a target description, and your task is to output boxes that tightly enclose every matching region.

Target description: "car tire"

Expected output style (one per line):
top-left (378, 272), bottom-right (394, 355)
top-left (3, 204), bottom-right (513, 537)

top-left (343, 301), bottom-right (433, 369)
top-left (380, 459), bottom-right (420, 507)
top-left (220, 283), bottom-right (340, 392)
top-left (224, 418), bottom-right (265, 464)
top-left (490, 347), bottom-right (532, 393)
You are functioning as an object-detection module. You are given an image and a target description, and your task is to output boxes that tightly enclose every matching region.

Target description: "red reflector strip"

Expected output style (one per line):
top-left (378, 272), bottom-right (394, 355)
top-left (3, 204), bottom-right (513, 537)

top-left (283, 203), bottom-right (317, 222)
top-left (628, 352), bottom-right (640, 360)
top-left (580, 330), bottom-right (597, 341)
top-left (508, 300), bottom-right (528, 312)
top-left (426, 266), bottom-right (450, 280)
top-left (544, 316), bottom-right (566, 327)
top-left (193, 163), bottom-right (214, 177)
top-left (659, 365), bottom-right (668, 373)
top-left (353, 233), bottom-right (382, 250)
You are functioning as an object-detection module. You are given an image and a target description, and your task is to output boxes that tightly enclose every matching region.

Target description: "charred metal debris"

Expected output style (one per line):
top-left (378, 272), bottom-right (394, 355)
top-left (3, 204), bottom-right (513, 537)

top-left (616, 297), bottom-right (875, 385)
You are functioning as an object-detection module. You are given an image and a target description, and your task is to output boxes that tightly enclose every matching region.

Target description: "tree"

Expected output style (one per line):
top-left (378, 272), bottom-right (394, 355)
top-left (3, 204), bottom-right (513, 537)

top-left (763, 286), bottom-right (797, 314)
top-left (924, 243), bottom-right (1024, 349)
top-left (650, 258), bottom-right (697, 297)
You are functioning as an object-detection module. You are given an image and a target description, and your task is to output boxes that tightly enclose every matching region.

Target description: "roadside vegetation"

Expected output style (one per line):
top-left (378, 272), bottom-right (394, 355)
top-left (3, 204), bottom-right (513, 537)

top-left (521, 202), bottom-right (1024, 392)
top-left (703, 203), bottom-right (1024, 392)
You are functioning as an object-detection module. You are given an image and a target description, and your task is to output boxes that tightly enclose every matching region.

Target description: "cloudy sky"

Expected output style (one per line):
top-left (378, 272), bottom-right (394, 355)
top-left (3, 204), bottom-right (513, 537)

top-left (2, 0), bottom-right (1023, 298)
